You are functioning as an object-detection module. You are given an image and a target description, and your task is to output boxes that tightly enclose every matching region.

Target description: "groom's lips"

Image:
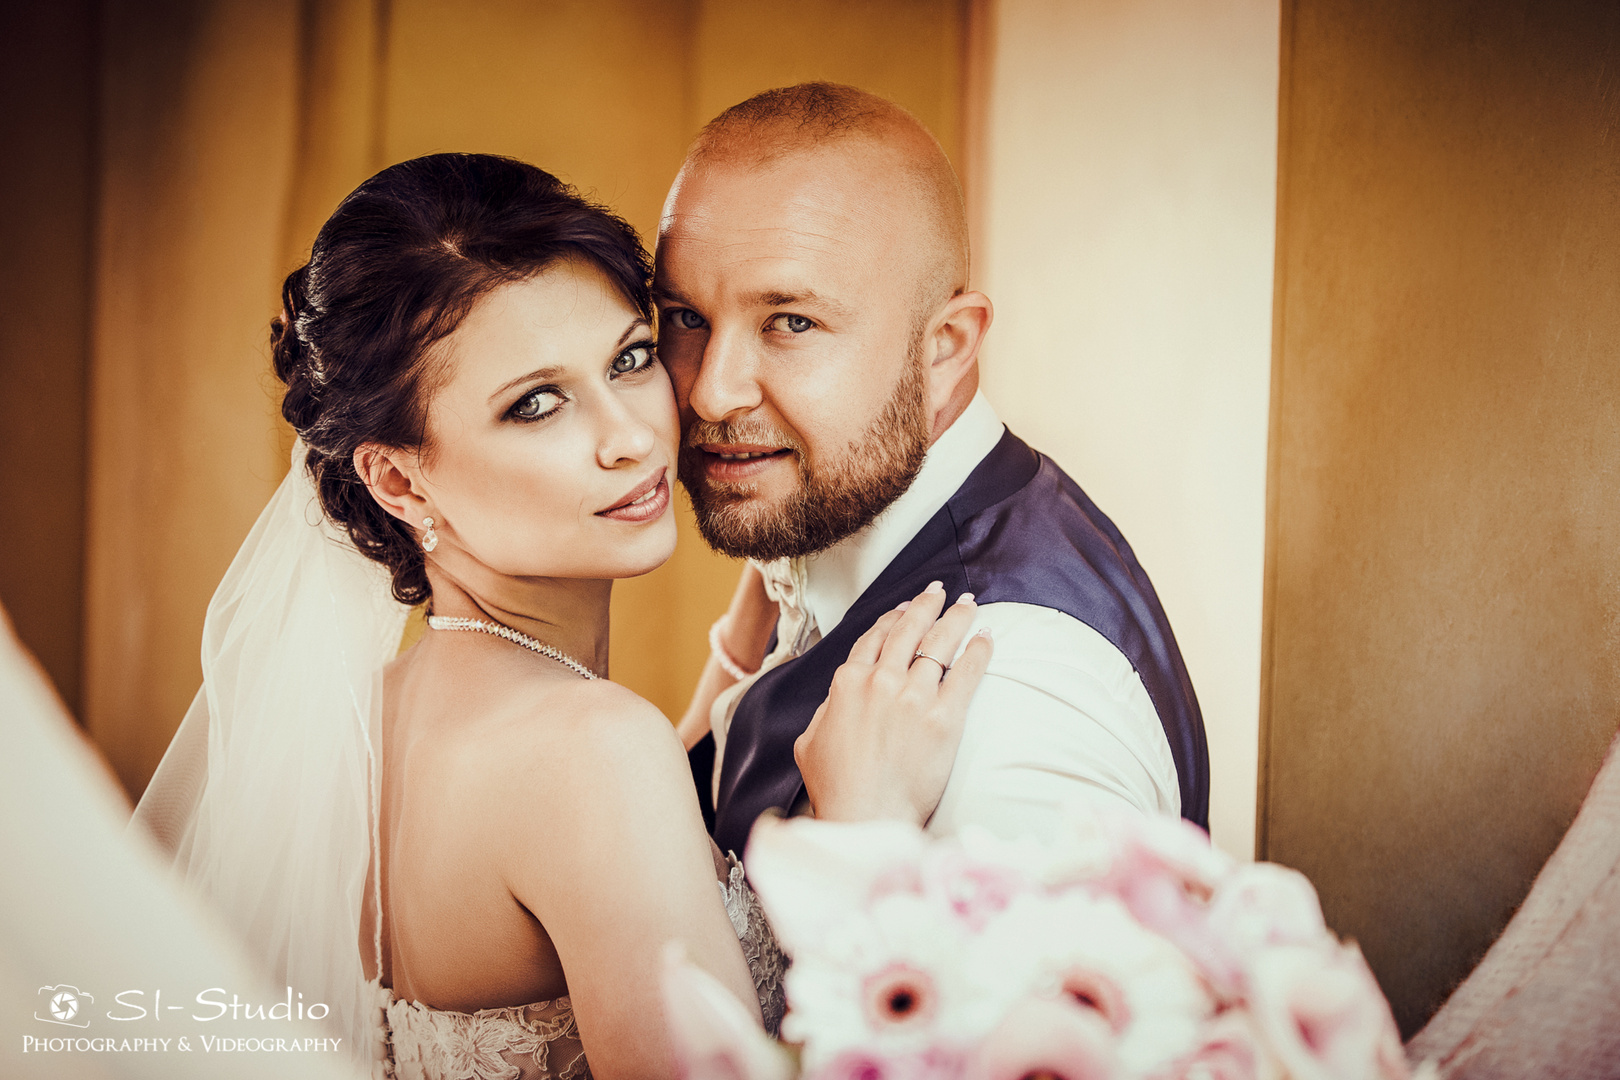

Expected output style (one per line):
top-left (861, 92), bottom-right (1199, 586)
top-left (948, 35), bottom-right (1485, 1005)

top-left (696, 443), bottom-right (794, 483)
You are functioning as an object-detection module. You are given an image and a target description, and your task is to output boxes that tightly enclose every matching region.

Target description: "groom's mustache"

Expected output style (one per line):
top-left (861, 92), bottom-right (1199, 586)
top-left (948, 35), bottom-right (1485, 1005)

top-left (682, 419), bottom-right (808, 460)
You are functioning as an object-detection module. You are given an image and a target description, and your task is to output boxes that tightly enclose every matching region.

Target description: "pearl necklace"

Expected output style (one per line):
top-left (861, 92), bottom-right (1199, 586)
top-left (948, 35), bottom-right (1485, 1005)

top-left (425, 615), bottom-right (600, 680)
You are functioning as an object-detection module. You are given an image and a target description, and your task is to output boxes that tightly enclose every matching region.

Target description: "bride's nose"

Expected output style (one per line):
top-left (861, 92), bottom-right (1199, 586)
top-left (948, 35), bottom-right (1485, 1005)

top-left (594, 395), bottom-right (658, 468)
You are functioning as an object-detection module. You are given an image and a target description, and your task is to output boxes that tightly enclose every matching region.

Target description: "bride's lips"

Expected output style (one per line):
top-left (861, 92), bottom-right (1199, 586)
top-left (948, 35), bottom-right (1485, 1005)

top-left (696, 443), bottom-right (795, 483)
top-left (597, 468), bottom-right (670, 523)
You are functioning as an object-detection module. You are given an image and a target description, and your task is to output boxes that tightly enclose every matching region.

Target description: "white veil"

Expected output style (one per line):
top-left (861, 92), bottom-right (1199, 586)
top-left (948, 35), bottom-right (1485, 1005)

top-left (133, 442), bottom-right (409, 1072)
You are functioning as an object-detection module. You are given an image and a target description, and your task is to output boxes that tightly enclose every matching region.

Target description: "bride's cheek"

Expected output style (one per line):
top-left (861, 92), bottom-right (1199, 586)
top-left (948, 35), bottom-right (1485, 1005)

top-left (635, 367), bottom-right (681, 441)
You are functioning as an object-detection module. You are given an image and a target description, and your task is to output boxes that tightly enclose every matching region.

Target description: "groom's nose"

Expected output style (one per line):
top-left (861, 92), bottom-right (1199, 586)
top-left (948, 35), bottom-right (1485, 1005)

top-left (687, 327), bottom-right (764, 423)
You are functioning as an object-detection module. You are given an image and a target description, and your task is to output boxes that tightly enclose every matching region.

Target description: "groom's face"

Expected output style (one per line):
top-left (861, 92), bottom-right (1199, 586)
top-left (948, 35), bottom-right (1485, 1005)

top-left (654, 141), bottom-right (934, 560)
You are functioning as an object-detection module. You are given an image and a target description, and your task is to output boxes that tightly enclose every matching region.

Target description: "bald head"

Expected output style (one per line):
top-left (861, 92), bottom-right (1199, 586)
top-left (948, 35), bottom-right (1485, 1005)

top-left (673, 82), bottom-right (970, 317)
top-left (655, 84), bottom-right (993, 559)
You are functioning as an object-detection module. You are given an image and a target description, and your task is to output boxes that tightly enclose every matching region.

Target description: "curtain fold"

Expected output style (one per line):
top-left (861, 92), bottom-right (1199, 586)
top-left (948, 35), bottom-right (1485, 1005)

top-left (84, 0), bottom-right (386, 796)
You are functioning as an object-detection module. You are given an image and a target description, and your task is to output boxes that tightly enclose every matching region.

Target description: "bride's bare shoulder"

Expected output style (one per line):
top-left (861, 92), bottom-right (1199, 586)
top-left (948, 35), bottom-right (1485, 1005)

top-left (472, 676), bottom-right (711, 896)
top-left (475, 673), bottom-right (687, 792)
top-left (387, 642), bottom-right (694, 831)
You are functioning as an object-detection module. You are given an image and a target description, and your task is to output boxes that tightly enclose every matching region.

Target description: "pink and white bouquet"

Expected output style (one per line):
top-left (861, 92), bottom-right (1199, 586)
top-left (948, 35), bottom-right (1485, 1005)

top-left (664, 802), bottom-right (1433, 1080)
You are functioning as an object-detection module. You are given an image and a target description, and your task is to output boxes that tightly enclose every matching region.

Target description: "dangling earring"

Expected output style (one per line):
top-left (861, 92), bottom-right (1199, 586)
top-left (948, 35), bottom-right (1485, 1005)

top-left (421, 516), bottom-right (439, 553)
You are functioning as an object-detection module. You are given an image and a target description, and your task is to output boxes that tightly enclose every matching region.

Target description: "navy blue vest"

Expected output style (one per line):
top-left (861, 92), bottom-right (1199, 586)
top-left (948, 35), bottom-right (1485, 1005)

top-left (711, 429), bottom-right (1209, 856)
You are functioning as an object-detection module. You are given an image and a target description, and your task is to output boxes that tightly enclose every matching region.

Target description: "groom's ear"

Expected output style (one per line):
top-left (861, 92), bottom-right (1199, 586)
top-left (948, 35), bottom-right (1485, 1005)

top-left (922, 290), bottom-right (994, 429)
top-left (353, 444), bottom-right (427, 525)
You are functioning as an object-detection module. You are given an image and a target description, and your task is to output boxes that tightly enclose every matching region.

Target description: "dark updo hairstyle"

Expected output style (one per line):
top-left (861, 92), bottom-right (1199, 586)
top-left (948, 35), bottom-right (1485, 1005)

top-left (272, 153), bottom-right (653, 605)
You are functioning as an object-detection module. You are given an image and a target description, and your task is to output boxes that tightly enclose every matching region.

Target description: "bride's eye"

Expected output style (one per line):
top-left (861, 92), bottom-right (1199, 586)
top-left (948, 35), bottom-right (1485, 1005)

top-left (766, 313), bottom-right (814, 333)
top-left (509, 386), bottom-right (565, 422)
top-left (609, 343), bottom-right (656, 377)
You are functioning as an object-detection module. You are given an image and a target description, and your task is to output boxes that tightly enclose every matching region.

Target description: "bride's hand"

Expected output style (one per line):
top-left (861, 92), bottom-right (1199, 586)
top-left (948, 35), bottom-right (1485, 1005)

top-left (794, 580), bottom-right (993, 827)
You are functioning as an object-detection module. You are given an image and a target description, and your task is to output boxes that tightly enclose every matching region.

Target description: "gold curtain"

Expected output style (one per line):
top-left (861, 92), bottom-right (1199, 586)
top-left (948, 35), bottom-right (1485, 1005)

top-left (0, 1), bottom-right (97, 719)
top-left (65, 0), bottom-right (968, 799)
top-left (85, 0), bottom-right (309, 796)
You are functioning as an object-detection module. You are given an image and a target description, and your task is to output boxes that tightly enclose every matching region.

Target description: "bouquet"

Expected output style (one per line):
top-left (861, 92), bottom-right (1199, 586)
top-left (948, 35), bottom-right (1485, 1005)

top-left (663, 802), bottom-right (1434, 1080)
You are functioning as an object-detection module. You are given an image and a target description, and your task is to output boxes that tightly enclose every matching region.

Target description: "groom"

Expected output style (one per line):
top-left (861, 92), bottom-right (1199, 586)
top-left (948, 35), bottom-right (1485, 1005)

top-left (656, 83), bottom-right (1209, 856)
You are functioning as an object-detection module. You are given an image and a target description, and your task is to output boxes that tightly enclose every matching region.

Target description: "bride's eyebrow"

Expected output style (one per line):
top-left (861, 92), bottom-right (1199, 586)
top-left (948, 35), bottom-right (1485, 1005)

top-left (485, 318), bottom-right (652, 404)
top-left (489, 365), bottom-right (563, 404)
top-left (612, 317), bottom-right (652, 347)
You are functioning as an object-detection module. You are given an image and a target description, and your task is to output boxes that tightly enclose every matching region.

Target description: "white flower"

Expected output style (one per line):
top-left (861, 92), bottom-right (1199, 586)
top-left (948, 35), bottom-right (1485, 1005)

top-left (916, 835), bottom-right (1036, 932)
top-left (1155, 1008), bottom-right (1283, 1080)
top-left (1246, 944), bottom-right (1407, 1080)
top-left (973, 891), bottom-right (1214, 1076)
top-left (803, 1046), bottom-right (967, 1080)
top-left (783, 890), bottom-right (1003, 1069)
top-left (1126, 813), bottom-right (1237, 898)
top-left (746, 816), bottom-right (932, 961)
top-left (1047, 799), bottom-right (1233, 898)
top-left (1061, 808), bottom-right (1241, 997)
top-left (1208, 863), bottom-right (1330, 962)
top-left (964, 995), bottom-right (1121, 1080)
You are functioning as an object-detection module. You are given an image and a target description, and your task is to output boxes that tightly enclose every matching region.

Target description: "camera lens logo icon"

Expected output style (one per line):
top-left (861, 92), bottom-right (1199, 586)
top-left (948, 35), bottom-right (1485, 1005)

top-left (35, 984), bottom-right (93, 1028)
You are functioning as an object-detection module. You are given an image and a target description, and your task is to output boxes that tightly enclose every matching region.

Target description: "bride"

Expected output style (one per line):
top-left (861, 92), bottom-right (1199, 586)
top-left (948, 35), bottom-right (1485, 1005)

top-left (132, 152), bottom-right (989, 1080)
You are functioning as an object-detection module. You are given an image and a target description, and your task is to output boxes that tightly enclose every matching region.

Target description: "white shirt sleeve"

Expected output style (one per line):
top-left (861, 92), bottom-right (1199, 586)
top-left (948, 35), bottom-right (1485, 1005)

top-left (925, 602), bottom-right (1181, 843)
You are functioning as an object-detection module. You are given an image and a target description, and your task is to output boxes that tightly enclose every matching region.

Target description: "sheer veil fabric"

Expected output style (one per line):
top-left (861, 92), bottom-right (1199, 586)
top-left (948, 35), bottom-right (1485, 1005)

top-left (133, 443), bottom-right (409, 1072)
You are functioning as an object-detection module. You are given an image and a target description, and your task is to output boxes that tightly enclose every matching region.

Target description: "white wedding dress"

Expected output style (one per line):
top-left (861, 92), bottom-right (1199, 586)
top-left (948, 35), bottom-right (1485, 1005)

top-left (381, 856), bottom-right (786, 1080)
top-left (133, 448), bottom-right (787, 1080)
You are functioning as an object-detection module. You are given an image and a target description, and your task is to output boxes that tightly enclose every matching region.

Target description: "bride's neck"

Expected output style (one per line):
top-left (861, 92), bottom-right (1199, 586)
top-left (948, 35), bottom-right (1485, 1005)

top-left (423, 567), bottom-right (613, 678)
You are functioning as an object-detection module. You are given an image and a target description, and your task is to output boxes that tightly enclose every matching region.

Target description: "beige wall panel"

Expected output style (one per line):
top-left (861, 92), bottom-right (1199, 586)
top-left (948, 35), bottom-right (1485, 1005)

top-left (979, 0), bottom-right (1279, 858)
top-left (0, 0), bottom-right (96, 715)
top-left (1263, 0), bottom-right (1620, 1036)
top-left (85, 0), bottom-right (301, 795)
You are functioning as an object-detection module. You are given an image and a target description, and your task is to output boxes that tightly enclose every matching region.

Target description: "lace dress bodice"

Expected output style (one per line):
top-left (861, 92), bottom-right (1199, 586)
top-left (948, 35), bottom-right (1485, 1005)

top-left (380, 857), bottom-right (786, 1080)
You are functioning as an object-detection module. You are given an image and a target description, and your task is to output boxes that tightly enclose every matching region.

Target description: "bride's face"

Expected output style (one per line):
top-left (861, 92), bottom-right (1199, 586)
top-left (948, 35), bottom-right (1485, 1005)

top-left (413, 258), bottom-right (678, 582)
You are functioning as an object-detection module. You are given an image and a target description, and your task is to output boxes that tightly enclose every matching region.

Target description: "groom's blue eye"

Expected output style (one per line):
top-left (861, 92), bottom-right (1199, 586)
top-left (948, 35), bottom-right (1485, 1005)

top-left (767, 314), bottom-right (814, 333)
top-left (672, 309), bottom-right (706, 330)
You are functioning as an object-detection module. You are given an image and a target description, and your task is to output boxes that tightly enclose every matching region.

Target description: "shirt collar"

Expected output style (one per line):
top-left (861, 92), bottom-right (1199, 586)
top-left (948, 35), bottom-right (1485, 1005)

top-left (795, 391), bottom-right (1005, 636)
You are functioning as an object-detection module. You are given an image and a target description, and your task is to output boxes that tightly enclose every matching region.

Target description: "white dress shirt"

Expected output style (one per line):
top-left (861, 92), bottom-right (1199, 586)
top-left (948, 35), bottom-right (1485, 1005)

top-left (710, 392), bottom-right (1181, 842)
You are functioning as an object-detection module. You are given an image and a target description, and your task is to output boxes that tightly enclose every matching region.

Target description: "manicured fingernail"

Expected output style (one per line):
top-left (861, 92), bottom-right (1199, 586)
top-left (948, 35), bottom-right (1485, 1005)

top-left (897, 600), bottom-right (912, 611)
top-left (956, 592), bottom-right (976, 605)
top-left (974, 627), bottom-right (993, 639)
top-left (925, 580), bottom-right (944, 594)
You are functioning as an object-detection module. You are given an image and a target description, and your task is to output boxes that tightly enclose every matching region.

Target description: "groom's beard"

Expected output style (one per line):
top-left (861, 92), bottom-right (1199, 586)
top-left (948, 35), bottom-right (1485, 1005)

top-left (679, 351), bottom-right (931, 562)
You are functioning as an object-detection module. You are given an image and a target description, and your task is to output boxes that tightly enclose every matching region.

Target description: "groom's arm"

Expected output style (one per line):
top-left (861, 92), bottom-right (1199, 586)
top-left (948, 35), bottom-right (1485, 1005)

top-left (924, 601), bottom-right (1181, 841)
